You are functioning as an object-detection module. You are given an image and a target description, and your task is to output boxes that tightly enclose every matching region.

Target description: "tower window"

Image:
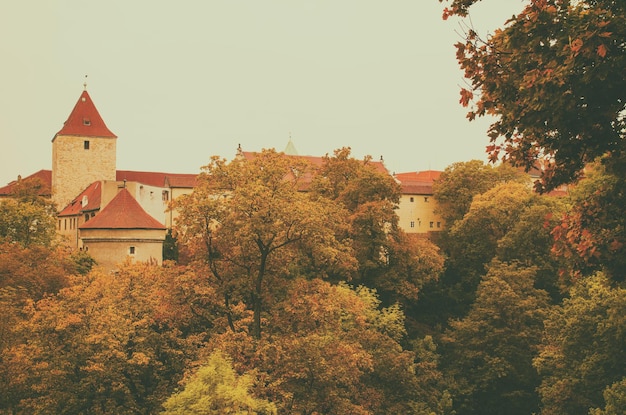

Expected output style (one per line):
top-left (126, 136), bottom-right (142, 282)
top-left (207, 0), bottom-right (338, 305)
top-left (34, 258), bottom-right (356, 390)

top-left (129, 246), bottom-right (136, 255)
top-left (84, 140), bottom-right (90, 150)
top-left (409, 197), bottom-right (414, 202)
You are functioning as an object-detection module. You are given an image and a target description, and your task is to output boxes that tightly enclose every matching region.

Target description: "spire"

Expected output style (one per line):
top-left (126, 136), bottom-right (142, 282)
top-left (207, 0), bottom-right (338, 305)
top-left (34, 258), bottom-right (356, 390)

top-left (53, 88), bottom-right (117, 141)
top-left (284, 133), bottom-right (299, 155)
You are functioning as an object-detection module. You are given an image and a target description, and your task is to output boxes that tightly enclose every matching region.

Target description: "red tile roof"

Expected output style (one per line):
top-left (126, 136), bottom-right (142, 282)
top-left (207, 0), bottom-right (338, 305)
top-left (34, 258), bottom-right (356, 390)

top-left (54, 90), bottom-right (117, 140)
top-left (394, 170), bottom-right (441, 182)
top-left (116, 170), bottom-right (198, 188)
top-left (0, 169), bottom-right (52, 196)
top-left (79, 188), bottom-right (165, 230)
top-left (394, 170), bottom-right (442, 195)
top-left (57, 181), bottom-right (102, 216)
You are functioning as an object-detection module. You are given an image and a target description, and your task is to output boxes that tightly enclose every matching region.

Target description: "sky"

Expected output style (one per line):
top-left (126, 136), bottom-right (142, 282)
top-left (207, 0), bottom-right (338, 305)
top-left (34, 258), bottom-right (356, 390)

top-left (0, 1), bottom-right (524, 186)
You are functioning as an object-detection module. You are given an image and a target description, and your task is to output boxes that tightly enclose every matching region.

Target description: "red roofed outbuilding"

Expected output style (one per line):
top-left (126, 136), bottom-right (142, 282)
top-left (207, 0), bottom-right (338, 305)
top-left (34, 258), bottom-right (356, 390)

top-left (79, 188), bottom-right (166, 271)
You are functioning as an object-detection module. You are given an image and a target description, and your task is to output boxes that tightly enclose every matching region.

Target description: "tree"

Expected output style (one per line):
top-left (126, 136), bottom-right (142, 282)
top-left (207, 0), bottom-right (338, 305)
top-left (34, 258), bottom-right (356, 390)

top-left (432, 160), bottom-right (526, 227)
top-left (9, 175), bottom-right (52, 207)
top-left (534, 273), bottom-right (626, 415)
top-left (418, 179), bottom-right (565, 327)
top-left (551, 161), bottom-right (626, 282)
top-left (175, 149), bottom-right (356, 339)
top-left (4, 262), bottom-right (206, 414)
top-left (161, 351), bottom-right (276, 415)
top-left (0, 199), bottom-right (56, 247)
top-left (207, 278), bottom-right (436, 415)
top-left (441, 261), bottom-right (551, 415)
top-left (590, 378), bottom-right (626, 415)
top-left (310, 148), bottom-right (444, 307)
top-left (440, 0), bottom-right (626, 192)
top-left (0, 242), bottom-right (71, 300)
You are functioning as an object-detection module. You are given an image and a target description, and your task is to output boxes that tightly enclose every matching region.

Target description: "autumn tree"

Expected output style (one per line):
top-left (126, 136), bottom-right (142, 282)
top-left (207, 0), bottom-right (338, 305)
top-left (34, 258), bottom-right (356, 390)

top-left (310, 147), bottom-right (444, 307)
top-left (175, 149), bottom-right (356, 339)
top-left (9, 175), bottom-right (52, 207)
top-left (440, 0), bottom-right (626, 192)
top-left (310, 147), bottom-right (401, 280)
top-left (3, 262), bottom-right (207, 414)
top-left (551, 161), bottom-right (626, 282)
top-left (207, 278), bottom-right (439, 415)
top-left (534, 272), bottom-right (626, 415)
top-left (441, 261), bottom-right (551, 415)
top-left (0, 242), bottom-right (72, 300)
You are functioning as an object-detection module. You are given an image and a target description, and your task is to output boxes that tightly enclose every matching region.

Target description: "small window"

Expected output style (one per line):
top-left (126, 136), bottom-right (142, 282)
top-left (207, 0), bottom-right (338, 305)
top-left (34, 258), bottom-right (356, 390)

top-left (83, 118), bottom-right (91, 125)
top-left (409, 197), bottom-right (414, 203)
top-left (84, 214), bottom-right (90, 222)
top-left (129, 246), bottom-right (136, 255)
top-left (410, 221), bottom-right (415, 228)
top-left (84, 140), bottom-right (90, 150)
top-left (430, 221), bottom-right (434, 228)
top-left (424, 197), bottom-right (429, 202)
top-left (437, 221), bottom-right (441, 228)
top-left (162, 190), bottom-right (170, 201)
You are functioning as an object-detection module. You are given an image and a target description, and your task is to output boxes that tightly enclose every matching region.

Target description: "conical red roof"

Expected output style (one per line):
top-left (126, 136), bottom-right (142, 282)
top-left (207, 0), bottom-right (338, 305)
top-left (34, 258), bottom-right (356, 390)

top-left (79, 188), bottom-right (165, 230)
top-left (54, 90), bottom-right (117, 140)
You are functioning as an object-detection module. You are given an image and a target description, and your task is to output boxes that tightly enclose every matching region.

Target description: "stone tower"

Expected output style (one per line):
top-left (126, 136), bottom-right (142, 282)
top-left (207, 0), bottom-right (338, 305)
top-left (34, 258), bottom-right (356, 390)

top-left (52, 89), bottom-right (117, 209)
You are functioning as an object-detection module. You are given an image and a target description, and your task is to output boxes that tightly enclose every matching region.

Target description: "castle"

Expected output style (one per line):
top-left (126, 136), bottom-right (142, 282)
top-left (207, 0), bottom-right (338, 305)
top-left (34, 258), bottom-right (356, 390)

top-left (0, 88), bottom-right (444, 270)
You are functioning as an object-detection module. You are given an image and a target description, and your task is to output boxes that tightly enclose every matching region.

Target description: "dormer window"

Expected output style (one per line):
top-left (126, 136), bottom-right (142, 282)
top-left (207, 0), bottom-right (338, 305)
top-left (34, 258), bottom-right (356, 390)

top-left (83, 118), bottom-right (91, 126)
top-left (84, 140), bottom-right (90, 150)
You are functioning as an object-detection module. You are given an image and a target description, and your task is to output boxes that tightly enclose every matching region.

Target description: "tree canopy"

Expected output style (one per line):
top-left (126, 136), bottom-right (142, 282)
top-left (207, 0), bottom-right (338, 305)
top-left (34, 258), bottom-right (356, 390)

top-left (441, 0), bottom-right (626, 191)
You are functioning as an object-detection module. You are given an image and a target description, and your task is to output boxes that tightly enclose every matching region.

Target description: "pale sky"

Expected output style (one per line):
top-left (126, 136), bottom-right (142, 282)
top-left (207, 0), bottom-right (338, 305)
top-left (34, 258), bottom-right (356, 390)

top-left (0, 1), bottom-right (523, 186)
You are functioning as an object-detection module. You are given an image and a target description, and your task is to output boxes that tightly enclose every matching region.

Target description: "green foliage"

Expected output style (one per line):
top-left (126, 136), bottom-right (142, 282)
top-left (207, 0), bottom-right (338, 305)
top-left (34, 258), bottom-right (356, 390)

top-left (162, 229), bottom-right (179, 262)
top-left (442, 261), bottom-right (550, 415)
top-left (590, 378), bottom-right (626, 415)
top-left (441, 0), bottom-right (626, 191)
top-left (69, 250), bottom-right (97, 275)
top-left (0, 199), bottom-right (56, 247)
top-left (161, 351), bottom-right (276, 415)
top-left (433, 160), bottom-right (526, 227)
top-left (534, 273), bottom-right (626, 415)
top-left (421, 179), bottom-right (565, 326)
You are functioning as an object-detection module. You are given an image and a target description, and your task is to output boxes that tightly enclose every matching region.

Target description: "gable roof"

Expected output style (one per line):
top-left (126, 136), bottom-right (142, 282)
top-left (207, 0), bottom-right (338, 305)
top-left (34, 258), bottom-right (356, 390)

top-left (394, 170), bottom-right (441, 183)
top-left (79, 188), bottom-right (165, 230)
top-left (116, 170), bottom-right (198, 188)
top-left (0, 169), bottom-right (52, 197)
top-left (57, 181), bottom-right (102, 216)
top-left (394, 170), bottom-right (442, 195)
top-left (54, 90), bottom-right (117, 140)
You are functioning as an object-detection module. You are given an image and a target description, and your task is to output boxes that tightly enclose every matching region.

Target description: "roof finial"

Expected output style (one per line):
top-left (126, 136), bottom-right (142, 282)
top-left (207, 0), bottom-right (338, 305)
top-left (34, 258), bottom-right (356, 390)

top-left (83, 74), bottom-right (88, 91)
